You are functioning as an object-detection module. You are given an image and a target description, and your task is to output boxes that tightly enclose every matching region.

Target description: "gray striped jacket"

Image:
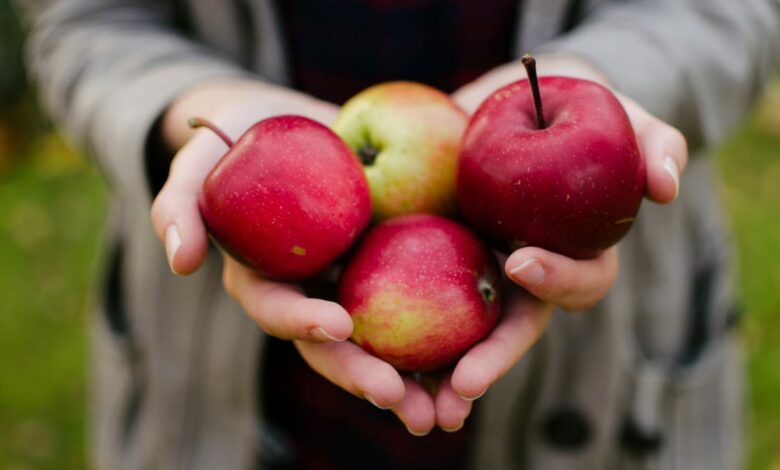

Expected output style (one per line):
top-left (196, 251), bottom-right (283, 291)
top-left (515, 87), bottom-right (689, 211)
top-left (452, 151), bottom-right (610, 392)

top-left (19, 0), bottom-right (780, 468)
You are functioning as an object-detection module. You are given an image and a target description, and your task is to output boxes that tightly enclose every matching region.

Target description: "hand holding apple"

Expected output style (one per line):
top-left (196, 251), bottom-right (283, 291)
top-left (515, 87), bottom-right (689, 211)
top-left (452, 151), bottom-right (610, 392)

top-left (151, 78), bottom-right (344, 275)
top-left (195, 115), bottom-right (370, 281)
top-left (452, 54), bottom-right (687, 310)
top-left (452, 53), bottom-right (687, 208)
top-left (151, 79), bottom-right (357, 343)
top-left (458, 55), bottom-right (645, 259)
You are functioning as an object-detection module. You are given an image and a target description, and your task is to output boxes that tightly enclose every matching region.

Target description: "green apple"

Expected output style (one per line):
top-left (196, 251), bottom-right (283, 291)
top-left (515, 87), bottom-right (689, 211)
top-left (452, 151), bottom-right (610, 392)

top-left (333, 82), bottom-right (468, 221)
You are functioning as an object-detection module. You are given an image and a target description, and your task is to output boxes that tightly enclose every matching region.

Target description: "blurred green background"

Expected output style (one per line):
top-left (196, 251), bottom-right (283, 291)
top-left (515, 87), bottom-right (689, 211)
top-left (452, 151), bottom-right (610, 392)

top-left (0, 3), bottom-right (778, 470)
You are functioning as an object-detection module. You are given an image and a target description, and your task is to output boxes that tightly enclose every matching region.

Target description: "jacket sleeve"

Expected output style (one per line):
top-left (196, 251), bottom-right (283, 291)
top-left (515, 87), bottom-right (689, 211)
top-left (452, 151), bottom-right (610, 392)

top-left (18, 0), bottom-right (253, 196)
top-left (539, 0), bottom-right (780, 149)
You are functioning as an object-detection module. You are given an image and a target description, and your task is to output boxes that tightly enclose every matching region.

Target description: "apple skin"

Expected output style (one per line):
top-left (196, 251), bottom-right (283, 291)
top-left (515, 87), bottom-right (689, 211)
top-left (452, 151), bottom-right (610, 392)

top-left (333, 82), bottom-right (468, 221)
top-left (457, 77), bottom-right (645, 259)
top-left (199, 115), bottom-right (371, 281)
top-left (338, 214), bottom-right (502, 373)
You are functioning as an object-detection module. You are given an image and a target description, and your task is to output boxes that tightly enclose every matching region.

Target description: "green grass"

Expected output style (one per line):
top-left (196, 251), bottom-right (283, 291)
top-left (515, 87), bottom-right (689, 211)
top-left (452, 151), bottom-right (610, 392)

top-left (0, 92), bottom-right (778, 468)
top-left (0, 132), bottom-right (107, 469)
top-left (716, 99), bottom-right (780, 470)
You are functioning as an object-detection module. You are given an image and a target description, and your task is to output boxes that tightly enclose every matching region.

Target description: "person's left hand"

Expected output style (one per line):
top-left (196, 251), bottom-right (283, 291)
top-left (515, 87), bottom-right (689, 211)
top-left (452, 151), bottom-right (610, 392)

top-left (422, 53), bottom-right (687, 432)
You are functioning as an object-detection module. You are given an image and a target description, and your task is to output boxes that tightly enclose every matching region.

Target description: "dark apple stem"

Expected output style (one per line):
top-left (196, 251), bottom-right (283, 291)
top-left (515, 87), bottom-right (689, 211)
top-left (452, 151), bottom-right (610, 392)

top-left (188, 117), bottom-right (234, 147)
top-left (521, 54), bottom-right (546, 129)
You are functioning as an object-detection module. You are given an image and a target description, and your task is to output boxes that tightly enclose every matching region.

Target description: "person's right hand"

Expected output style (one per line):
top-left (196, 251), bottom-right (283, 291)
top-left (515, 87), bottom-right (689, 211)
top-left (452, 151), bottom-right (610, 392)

top-left (150, 78), bottom-right (355, 343)
top-left (149, 79), bottom-right (411, 428)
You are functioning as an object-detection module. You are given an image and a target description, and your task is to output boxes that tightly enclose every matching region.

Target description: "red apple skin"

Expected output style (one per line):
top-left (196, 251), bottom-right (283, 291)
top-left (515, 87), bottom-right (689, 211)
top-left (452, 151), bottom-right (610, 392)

top-left (339, 214), bottom-right (502, 373)
top-left (457, 77), bottom-right (645, 259)
top-left (199, 115), bottom-right (371, 281)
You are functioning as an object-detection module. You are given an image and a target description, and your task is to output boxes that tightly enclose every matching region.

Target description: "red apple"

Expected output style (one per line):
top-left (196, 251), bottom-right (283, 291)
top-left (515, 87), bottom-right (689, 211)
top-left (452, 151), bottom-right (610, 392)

top-left (333, 82), bottom-right (468, 221)
top-left (195, 115), bottom-right (371, 281)
top-left (339, 214), bottom-right (502, 372)
top-left (457, 55), bottom-right (645, 259)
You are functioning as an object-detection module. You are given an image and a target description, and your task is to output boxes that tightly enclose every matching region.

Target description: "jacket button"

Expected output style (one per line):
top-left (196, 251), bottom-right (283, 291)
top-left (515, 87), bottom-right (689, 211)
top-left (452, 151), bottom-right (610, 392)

top-left (541, 406), bottom-right (592, 451)
top-left (620, 419), bottom-right (664, 457)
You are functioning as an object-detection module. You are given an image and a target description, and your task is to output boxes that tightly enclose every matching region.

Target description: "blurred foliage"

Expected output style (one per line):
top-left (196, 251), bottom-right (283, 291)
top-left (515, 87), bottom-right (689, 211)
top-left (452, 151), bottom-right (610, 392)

top-left (1, 10), bottom-right (105, 469)
top-left (0, 133), bottom-right (107, 469)
top-left (717, 84), bottom-right (780, 470)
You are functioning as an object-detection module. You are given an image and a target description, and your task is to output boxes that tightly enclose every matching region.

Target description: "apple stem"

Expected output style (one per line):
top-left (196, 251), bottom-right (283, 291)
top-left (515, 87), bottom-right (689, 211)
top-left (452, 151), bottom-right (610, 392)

top-left (188, 117), bottom-right (234, 147)
top-left (521, 54), bottom-right (546, 130)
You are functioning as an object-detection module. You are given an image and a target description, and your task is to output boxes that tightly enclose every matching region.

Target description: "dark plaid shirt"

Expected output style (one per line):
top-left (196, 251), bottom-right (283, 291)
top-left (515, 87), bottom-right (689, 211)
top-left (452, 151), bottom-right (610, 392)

top-left (277, 0), bottom-right (519, 104)
top-left (265, 1), bottom-right (518, 468)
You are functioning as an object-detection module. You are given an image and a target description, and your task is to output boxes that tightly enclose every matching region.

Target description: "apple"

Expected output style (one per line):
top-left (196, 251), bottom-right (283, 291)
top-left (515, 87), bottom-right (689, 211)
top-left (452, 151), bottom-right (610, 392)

top-left (457, 55), bottom-right (645, 259)
top-left (339, 214), bottom-right (502, 373)
top-left (193, 115), bottom-right (371, 281)
top-left (333, 82), bottom-right (468, 221)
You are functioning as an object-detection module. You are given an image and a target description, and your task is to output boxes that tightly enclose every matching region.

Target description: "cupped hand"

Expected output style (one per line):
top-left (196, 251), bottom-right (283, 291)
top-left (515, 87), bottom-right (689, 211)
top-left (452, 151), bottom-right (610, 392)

top-left (150, 80), bottom-right (432, 433)
top-left (409, 54), bottom-right (690, 432)
top-left (150, 79), bottom-right (356, 344)
top-left (452, 53), bottom-right (687, 308)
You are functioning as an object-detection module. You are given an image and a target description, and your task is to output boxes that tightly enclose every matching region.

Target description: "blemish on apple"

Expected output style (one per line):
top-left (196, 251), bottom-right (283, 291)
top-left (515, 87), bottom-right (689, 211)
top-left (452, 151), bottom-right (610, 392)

top-left (292, 245), bottom-right (307, 256)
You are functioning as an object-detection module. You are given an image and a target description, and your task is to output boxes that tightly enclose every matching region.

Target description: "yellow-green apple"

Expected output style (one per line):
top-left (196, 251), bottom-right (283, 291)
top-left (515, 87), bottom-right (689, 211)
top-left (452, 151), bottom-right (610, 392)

top-left (333, 82), bottom-right (468, 221)
top-left (457, 55), bottom-right (645, 259)
top-left (338, 214), bottom-right (502, 372)
top-left (194, 115), bottom-right (371, 281)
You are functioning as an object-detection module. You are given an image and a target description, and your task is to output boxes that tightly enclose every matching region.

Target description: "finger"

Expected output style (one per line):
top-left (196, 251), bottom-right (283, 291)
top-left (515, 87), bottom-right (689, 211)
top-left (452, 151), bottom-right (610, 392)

top-left (618, 96), bottom-right (688, 204)
top-left (504, 246), bottom-right (618, 312)
top-left (435, 375), bottom-right (473, 432)
top-left (223, 256), bottom-right (353, 341)
top-left (640, 120), bottom-right (687, 203)
top-left (451, 292), bottom-right (553, 400)
top-left (392, 376), bottom-right (437, 436)
top-left (295, 340), bottom-right (405, 409)
top-left (150, 131), bottom-right (230, 275)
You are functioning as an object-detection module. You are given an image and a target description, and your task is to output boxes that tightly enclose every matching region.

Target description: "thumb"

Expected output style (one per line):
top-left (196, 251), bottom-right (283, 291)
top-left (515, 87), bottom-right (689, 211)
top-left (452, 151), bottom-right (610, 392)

top-left (617, 94), bottom-right (688, 204)
top-left (150, 130), bottom-right (230, 274)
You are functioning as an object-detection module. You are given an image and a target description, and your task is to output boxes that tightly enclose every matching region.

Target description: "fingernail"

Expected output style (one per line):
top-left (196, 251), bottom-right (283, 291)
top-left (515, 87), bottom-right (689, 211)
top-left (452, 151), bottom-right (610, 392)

top-left (459, 388), bottom-right (487, 402)
top-left (406, 426), bottom-right (430, 437)
top-left (165, 224), bottom-right (182, 274)
top-left (310, 327), bottom-right (343, 342)
top-left (664, 155), bottom-right (679, 200)
top-left (364, 393), bottom-right (392, 410)
top-left (509, 258), bottom-right (545, 286)
top-left (442, 421), bottom-right (465, 433)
